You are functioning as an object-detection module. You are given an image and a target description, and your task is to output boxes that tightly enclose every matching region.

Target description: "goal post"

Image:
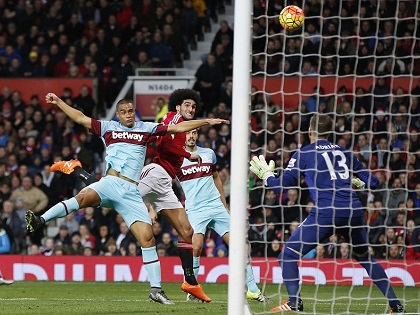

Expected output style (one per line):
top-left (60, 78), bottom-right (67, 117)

top-left (228, 0), bottom-right (253, 314)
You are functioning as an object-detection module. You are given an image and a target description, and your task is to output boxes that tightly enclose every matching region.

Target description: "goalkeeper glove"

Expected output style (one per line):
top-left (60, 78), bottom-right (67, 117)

top-left (351, 177), bottom-right (366, 189)
top-left (249, 155), bottom-right (275, 185)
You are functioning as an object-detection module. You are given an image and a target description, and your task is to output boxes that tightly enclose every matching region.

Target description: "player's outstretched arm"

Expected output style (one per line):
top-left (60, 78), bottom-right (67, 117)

top-left (45, 93), bottom-right (92, 129)
top-left (166, 118), bottom-right (230, 134)
top-left (249, 155), bottom-right (275, 185)
top-left (249, 154), bottom-right (299, 194)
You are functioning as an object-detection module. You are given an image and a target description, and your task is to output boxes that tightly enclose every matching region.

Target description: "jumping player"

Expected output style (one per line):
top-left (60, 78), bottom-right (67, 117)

top-left (249, 114), bottom-right (404, 313)
top-left (137, 89), bottom-right (211, 302)
top-left (25, 93), bottom-right (228, 304)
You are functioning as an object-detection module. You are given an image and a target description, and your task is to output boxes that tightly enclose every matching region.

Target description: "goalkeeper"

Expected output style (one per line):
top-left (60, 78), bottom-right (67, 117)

top-left (249, 114), bottom-right (404, 313)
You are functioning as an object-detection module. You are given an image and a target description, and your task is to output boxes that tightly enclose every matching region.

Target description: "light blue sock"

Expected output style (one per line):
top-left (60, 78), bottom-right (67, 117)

top-left (142, 246), bottom-right (161, 288)
top-left (41, 198), bottom-right (80, 223)
top-left (193, 256), bottom-right (200, 280)
top-left (246, 260), bottom-right (260, 293)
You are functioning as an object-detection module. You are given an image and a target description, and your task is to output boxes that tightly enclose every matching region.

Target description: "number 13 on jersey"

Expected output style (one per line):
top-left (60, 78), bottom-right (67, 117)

top-left (321, 151), bottom-right (349, 180)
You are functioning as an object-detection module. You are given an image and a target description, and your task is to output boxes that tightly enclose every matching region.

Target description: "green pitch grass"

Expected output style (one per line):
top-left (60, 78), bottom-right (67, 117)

top-left (0, 282), bottom-right (418, 314)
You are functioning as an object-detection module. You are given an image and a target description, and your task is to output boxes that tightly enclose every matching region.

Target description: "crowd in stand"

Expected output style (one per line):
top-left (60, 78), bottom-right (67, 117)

top-left (0, 1), bottom-right (419, 261)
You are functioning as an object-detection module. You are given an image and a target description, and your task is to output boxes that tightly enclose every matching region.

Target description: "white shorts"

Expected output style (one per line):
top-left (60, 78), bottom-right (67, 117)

top-left (138, 163), bottom-right (183, 212)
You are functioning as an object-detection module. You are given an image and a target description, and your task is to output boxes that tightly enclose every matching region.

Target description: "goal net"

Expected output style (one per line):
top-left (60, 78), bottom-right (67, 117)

top-left (244, 0), bottom-right (420, 314)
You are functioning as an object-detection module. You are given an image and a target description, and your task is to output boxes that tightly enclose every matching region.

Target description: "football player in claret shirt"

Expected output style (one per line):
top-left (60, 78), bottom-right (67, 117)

top-left (138, 89), bottom-right (211, 302)
top-left (250, 114), bottom-right (404, 313)
top-left (26, 93), bottom-right (227, 304)
top-left (175, 129), bottom-right (268, 302)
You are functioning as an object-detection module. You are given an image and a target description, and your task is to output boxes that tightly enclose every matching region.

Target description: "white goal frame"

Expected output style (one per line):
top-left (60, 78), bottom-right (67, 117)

top-left (228, 1), bottom-right (253, 314)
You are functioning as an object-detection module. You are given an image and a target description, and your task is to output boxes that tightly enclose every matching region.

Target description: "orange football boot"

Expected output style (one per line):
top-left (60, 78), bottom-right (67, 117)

top-left (181, 282), bottom-right (211, 303)
top-left (50, 160), bottom-right (82, 175)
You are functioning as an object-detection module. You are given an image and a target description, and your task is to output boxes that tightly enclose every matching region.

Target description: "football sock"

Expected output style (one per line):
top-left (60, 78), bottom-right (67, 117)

top-left (245, 260), bottom-right (260, 293)
top-left (178, 241), bottom-right (198, 285)
top-left (73, 167), bottom-right (98, 185)
top-left (193, 256), bottom-right (200, 279)
top-left (281, 249), bottom-right (301, 304)
top-left (355, 253), bottom-right (400, 308)
top-left (142, 246), bottom-right (161, 288)
top-left (41, 198), bottom-right (80, 223)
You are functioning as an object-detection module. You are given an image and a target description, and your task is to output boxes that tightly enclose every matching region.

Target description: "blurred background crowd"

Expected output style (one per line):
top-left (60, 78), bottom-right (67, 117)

top-left (0, 0), bottom-right (419, 261)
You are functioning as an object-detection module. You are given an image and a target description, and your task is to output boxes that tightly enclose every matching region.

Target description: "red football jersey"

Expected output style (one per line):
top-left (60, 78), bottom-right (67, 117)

top-left (153, 111), bottom-right (192, 178)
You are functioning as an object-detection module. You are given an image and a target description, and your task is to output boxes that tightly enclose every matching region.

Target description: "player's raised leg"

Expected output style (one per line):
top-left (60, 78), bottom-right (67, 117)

top-left (50, 160), bottom-right (98, 185)
top-left (26, 187), bottom-right (98, 232)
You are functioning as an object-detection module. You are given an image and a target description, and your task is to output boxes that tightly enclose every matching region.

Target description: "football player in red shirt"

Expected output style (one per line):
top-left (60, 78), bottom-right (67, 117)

top-left (139, 89), bottom-right (211, 302)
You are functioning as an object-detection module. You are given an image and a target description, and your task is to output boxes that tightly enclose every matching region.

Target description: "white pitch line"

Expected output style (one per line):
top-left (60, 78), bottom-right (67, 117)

top-left (0, 297), bottom-right (226, 304)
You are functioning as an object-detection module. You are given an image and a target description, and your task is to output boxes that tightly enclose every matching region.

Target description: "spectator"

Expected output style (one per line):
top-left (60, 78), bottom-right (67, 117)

top-left (9, 176), bottom-right (48, 214)
top-left (315, 244), bottom-right (326, 259)
top-left (79, 223), bottom-right (96, 250)
top-left (156, 243), bottom-right (168, 257)
top-left (28, 243), bottom-right (41, 255)
top-left (215, 244), bottom-right (228, 257)
top-left (53, 225), bottom-right (71, 248)
top-left (64, 231), bottom-right (84, 255)
top-left (95, 224), bottom-right (112, 255)
top-left (267, 238), bottom-right (282, 257)
top-left (109, 53), bottom-right (133, 101)
top-left (1, 199), bottom-right (25, 253)
top-left (159, 232), bottom-right (178, 256)
top-left (73, 85), bottom-right (96, 118)
top-left (149, 30), bottom-right (173, 68)
top-left (0, 217), bottom-right (12, 254)
top-left (115, 221), bottom-right (135, 251)
top-left (324, 235), bottom-right (339, 258)
top-left (181, 0), bottom-right (199, 51)
top-left (281, 188), bottom-right (301, 225)
top-left (211, 20), bottom-right (233, 53)
top-left (124, 240), bottom-right (140, 257)
top-left (41, 237), bottom-right (55, 256)
top-left (388, 244), bottom-right (403, 260)
top-left (365, 201), bottom-right (385, 244)
top-left (79, 206), bottom-right (98, 236)
top-left (248, 216), bottom-right (275, 257)
top-left (194, 53), bottom-right (224, 114)
top-left (104, 238), bottom-right (120, 256)
top-left (338, 242), bottom-right (351, 259)
top-left (60, 211), bottom-right (80, 236)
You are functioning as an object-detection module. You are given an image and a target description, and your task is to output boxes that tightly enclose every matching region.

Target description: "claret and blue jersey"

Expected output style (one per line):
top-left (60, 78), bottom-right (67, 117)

top-left (267, 139), bottom-right (379, 217)
top-left (90, 119), bottom-right (167, 182)
top-left (177, 146), bottom-right (221, 212)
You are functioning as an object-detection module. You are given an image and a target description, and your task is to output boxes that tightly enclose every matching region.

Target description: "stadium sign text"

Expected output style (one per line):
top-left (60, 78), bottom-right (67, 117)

top-left (0, 256), bottom-right (418, 286)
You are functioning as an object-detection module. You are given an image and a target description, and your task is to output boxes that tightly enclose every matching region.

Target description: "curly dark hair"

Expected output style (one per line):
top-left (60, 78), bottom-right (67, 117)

top-left (168, 89), bottom-right (200, 112)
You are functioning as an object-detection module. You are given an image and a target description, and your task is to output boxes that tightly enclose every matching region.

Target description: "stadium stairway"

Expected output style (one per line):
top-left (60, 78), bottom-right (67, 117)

top-left (183, 2), bottom-right (235, 75)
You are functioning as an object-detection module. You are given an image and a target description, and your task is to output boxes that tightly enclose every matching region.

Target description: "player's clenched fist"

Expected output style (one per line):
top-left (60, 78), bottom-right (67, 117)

top-left (45, 93), bottom-right (60, 104)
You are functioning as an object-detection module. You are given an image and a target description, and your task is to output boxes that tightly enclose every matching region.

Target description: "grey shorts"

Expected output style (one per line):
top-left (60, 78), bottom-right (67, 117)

top-left (138, 163), bottom-right (183, 212)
